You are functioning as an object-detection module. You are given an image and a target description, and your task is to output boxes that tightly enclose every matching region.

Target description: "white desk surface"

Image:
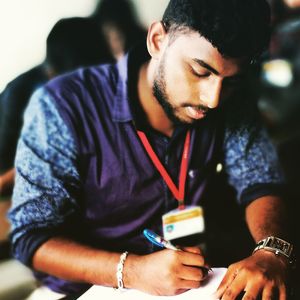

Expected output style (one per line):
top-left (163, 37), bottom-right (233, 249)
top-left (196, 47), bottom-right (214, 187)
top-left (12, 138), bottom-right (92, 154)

top-left (79, 267), bottom-right (227, 300)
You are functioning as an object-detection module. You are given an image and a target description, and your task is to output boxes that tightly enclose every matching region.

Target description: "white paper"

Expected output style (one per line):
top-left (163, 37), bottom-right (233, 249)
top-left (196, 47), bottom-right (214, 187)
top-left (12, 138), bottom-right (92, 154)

top-left (78, 267), bottom-right (227, 300)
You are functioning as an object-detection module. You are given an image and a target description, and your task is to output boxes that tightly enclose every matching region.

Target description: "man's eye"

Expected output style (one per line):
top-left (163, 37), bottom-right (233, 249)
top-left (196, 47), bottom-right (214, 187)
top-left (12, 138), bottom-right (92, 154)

top-left (191, 68), bottom-right (210, 78)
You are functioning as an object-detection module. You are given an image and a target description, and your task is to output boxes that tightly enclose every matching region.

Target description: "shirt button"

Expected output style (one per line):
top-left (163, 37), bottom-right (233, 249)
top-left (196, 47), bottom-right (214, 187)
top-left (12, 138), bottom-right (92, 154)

top-left (216, 163), bottom-right (223, 173)
top-left (189, 170), bottom-right (195, 178)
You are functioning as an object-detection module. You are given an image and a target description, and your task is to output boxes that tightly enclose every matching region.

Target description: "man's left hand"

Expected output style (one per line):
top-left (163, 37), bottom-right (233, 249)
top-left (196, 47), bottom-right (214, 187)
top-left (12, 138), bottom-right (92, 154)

top-left (215, 250), bottom-right (289, 300)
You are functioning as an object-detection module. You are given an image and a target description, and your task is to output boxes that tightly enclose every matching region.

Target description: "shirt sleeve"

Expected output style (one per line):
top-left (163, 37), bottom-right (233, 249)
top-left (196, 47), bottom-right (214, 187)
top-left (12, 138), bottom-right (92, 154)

top-left (223, 126), bottom-right (285, 206)
top-left (8, 87), bottom-right (81, 266)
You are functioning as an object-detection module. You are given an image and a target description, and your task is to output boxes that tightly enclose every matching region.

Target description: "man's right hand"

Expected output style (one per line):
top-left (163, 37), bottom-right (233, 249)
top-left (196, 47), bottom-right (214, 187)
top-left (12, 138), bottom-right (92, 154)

top-left (124, 247), bottom-right (208, 296)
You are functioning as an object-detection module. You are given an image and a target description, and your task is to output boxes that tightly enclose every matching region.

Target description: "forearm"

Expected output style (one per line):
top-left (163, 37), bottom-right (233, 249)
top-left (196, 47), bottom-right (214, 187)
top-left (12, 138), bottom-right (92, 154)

top-left (32, 237), bottom-right (122, 287)
top-left (32, 237), bottom-right (207, 295)
top-left (245, 195), bottom-right (289, 242)
top-left (217, 195), bottom-right (291, 300)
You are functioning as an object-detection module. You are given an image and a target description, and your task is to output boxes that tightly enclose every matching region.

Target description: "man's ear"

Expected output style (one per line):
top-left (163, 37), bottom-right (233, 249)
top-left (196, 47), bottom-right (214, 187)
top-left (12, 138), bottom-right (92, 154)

top-left (146, 21), bottom-right (168, 59)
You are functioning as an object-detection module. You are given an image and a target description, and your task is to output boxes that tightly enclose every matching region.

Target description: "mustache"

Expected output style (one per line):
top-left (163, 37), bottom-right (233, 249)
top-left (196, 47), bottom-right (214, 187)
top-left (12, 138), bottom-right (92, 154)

top-left (182, 103), bottom-right (211, 114)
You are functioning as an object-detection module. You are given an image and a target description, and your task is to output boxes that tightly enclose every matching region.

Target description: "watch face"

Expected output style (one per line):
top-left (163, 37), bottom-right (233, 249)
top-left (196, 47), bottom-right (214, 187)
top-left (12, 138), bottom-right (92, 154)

top-left (266, 237), bottom-right (293, 256)
top-left (254, 236), bottom-right (295, 267)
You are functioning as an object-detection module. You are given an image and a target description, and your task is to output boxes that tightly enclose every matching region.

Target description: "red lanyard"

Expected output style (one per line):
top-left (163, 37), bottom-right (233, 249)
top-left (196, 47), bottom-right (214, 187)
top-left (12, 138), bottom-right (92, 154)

top-left (137, 130), bottom-right (191, 209)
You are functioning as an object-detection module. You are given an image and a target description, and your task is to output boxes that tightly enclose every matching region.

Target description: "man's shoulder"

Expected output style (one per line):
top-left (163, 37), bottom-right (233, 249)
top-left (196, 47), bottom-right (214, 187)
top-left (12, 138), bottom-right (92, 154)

top-left (44, 63), bottom-right (117, 100)
top-left (40, 63), bottom-right (120, 126)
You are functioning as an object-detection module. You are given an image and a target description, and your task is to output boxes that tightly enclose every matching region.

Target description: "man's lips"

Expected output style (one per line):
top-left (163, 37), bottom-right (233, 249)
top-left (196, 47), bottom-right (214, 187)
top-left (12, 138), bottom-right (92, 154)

top-left (185, 106), bottom-right (207, 119)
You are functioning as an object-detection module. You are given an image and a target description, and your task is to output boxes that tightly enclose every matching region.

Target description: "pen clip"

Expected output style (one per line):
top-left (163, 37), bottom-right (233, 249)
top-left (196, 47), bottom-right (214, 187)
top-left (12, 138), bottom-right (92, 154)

top-left (143, 229), bottom-right (165, 248)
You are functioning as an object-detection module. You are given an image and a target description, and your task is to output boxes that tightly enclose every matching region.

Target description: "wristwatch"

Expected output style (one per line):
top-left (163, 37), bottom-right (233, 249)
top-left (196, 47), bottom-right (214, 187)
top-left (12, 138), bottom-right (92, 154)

top-left (253, 236), bottom-right (295, 267)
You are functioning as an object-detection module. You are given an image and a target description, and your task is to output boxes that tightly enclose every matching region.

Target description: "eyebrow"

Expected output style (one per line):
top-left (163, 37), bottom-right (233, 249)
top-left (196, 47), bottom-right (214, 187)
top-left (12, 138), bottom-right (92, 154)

top-left (192, 58), bottom-right (245, 79)
top-left (192, 58), bottom-right (219, 75)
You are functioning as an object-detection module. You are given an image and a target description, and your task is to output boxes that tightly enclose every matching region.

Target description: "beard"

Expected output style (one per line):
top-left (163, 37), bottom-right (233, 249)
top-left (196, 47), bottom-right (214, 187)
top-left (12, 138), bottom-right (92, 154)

top-left (152, 56), bottom-right (186, 126)
top-left (152, 55), bottom-right (210, 126)
top-left (153, 80), bottom-right (185, 126)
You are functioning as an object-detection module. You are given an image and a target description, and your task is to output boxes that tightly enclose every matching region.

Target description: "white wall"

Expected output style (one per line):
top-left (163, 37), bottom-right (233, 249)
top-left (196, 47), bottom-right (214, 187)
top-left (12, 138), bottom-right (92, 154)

top-left (0, 0), bottom-right (169, 93)
top-left (0, 0), bottom-right (98, 92)
top-left (132, 0), bottom-right (169, 28)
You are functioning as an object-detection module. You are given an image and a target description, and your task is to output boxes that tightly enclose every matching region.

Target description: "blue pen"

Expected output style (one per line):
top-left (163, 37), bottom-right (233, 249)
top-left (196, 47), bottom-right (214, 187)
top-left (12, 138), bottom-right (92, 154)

top-left (143, 229), bottom-right (179, 251)
top-left (143, 229), bottom-right (212, 274)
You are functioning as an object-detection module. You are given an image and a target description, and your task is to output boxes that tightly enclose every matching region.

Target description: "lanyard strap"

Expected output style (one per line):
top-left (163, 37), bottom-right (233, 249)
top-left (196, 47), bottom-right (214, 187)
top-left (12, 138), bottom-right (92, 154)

top-left (137, 130), bottom-right (191, 208)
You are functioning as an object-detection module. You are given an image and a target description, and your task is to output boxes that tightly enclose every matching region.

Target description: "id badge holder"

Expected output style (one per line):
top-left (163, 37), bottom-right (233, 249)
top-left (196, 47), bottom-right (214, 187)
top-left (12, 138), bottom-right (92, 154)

top-left (162, 206), bottom-right (205, 241)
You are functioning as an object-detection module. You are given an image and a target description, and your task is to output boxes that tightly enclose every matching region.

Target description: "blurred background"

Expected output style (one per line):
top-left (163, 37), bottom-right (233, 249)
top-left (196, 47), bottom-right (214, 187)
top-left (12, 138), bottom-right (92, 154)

top-left (0, 0), bottom-right (169, 93)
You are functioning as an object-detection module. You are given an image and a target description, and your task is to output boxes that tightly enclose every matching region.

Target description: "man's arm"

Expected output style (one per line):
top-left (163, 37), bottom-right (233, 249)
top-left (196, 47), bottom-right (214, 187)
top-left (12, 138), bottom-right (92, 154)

top-left (245, 195), bottom-right (289, 242)
top-left (218, 127), bottom-right (291, 299)
top-left (32, 237), bottom-right (207, 295)
top-left (216, 196), bottom-right (290, 300)
top-left (32, 237), bottom-right (121, 287)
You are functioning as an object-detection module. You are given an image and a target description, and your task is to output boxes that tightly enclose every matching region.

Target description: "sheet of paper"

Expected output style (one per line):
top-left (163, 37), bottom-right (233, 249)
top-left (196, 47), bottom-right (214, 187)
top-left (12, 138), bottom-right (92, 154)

top-left (78, 267), bottom-right (227, 300)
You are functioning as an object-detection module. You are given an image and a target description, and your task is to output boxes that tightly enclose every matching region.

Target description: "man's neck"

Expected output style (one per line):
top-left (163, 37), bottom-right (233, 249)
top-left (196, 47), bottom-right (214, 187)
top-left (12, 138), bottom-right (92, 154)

top-left (137, 61), bottom-right (174, 137)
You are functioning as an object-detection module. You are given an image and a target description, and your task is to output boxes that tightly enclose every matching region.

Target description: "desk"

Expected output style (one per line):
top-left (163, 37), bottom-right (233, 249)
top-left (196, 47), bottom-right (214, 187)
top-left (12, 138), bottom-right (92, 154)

top-left (74, 267), bottom-right (299, 300)
top-left (78, 268), bottom-right (227, 300)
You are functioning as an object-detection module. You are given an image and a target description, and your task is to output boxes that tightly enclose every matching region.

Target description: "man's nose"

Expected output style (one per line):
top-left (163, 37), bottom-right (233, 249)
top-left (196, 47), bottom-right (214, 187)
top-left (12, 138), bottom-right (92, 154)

top-left (201, 78), bottom-right (222, 109)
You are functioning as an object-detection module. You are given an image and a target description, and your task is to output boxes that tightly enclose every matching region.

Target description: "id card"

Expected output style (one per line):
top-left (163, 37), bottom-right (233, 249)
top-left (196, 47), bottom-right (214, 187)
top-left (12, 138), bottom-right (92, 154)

top-left (162, 206), bottom-right (205, 241)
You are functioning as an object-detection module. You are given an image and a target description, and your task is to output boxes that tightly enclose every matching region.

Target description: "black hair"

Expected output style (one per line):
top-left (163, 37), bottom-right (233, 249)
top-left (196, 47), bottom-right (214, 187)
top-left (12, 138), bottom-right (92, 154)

top-left (92, 0), bottom-right (146, 52)
top-left (162, 0), bottom-right (271, 61)
top-left (46, 17), bottom-right (114, 74)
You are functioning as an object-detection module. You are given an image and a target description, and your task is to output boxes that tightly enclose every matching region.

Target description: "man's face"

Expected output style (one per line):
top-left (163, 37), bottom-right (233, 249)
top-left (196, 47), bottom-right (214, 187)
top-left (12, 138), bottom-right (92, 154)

top-left (152, 31), bottom-right (246, 125)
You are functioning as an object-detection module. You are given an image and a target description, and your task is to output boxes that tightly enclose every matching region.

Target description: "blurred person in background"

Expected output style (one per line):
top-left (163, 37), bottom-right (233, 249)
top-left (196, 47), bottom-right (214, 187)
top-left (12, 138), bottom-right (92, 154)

top-left (268, 0), bottom-right (300, 25)
top-left (91, 0), bottom-right (146, 60)
top-left (285, 0), bottom-right (300, 8)
top-left (0, 16), bottom-right (113, 256)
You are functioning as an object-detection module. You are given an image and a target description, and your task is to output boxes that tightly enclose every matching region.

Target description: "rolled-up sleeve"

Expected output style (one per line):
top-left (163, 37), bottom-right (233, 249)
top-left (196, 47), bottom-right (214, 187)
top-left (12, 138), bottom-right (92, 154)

top-left (223, 126), bottom-right (285, 206)
top-left (9, 87), bottom-right (81, 266)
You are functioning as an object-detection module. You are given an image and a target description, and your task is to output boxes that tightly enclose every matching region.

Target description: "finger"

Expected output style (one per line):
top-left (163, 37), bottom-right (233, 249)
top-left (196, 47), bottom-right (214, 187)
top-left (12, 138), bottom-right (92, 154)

top-left (241, 282), bottom-right (262, 300)
top-left (182, 246), bottom-right (203, 255)
top-left (175, 289), bottom-right (189, 295)
top-left (177, 278), bottom-right (202, 290)
top-left (178, 265), bottom-right (206, 281)
top-left (220, 275), bottom-right (245, 300)
top-left (215, 268), bottom-right (239, 298)
top-left (279, 283), bottom-right (287, 300)
top-left (179, 251), bottom-right (205, 267)
top-left (262, 284), bottom-right (277, 300)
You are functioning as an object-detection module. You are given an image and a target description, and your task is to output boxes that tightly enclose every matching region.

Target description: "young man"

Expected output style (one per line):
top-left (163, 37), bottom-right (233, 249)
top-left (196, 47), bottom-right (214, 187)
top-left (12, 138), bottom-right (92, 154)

top-left (9, 0), bottom-right (293, 299)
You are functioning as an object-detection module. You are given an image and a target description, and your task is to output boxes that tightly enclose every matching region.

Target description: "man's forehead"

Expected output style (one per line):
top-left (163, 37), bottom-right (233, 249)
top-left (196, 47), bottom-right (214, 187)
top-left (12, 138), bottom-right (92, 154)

top-left (167, 32), bottom-right (247, 76)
